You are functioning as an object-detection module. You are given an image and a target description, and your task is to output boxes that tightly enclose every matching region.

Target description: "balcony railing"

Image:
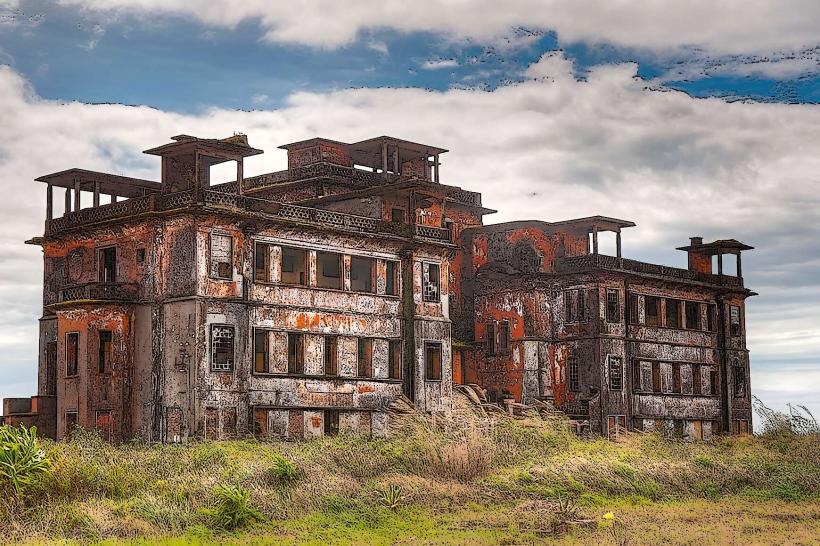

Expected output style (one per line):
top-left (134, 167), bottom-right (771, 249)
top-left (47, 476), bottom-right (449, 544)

top-left (556, 254), bottom-right (743, 287)
top-left (415, 224), bottom-right (453, 242)
top-left (58, 282), bottom-right (139, 303)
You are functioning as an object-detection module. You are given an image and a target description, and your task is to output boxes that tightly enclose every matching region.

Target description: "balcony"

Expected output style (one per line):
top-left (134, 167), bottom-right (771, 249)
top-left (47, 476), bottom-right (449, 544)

top-left (58, 282), bottom-right (139, 304)
top-left (555, 254), bottom-right (743, 288)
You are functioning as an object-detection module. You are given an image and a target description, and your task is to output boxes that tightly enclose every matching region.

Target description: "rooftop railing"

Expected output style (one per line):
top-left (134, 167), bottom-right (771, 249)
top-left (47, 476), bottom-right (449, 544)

top-left (58, 282), bottom-right (139, 303)
top-left (556, 254), bottom-right (743, 287)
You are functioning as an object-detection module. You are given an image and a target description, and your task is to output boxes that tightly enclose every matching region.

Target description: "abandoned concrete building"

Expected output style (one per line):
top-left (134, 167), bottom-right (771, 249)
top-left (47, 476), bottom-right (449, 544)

top-left (0, 134), bottom-right (755, 442)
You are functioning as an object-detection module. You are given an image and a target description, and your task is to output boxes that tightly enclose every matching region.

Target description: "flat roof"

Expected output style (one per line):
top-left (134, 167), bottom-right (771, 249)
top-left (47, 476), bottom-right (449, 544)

top-left (677, 239), bottom-right (754, 253)
top-left (144, 134), bottom-right (263, 158)
top-left (35, 168), bottom-right (162, 198)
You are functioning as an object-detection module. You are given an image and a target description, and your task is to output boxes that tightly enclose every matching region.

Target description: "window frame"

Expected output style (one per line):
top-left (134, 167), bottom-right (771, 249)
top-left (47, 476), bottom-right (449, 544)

top-left (253, 329), bottom-right (269, 374)
top-left (567, 353), bottom-right (580, 392)
top-left (98, 330), bottom-right (113, 374)
top-left (280, 245), bottom-right (309, 286)
top-left (665, 298), bottom-right (681, 329)
top-left (209, 231), bottom-right (233, 280)
top-left (498, 320), bottom-right (511, 353)
top-left (287, 332), bottom-right (305, 374)
top-left (350, 255), bottom-right (375, 293)
top-left (65, 331), bottom-right (80, 377)
top-left (254, 242), bottom-right (272, 283)
top-left (606, 289), bottom-right (620, 322)
top-left (388, 339), bottom-right (402, 380)
top-left (608, 355), bottom-right (623, 391)
top-left (357, 338), bottom-right (373, 378)
top-left (685, 301), bottom-right (700, 330)
top-left (210, 324), bottom-right (235, 372)
top-left (424, 341), bottom-right (443, 381)
top-left (98, 245), bottom-right (117, 283)
top-left (729, 305), bottom-right (742, 337)
top-left (316, 251), bottom-right (343, 290)
top-left (422, 262), bottom-right (441, 303)
top-left (324, 335), bottom-right (338, 376)
top-left (645, 296), bottom-right (660, 326)
top-left (385, 260), bottom-right (400, 297)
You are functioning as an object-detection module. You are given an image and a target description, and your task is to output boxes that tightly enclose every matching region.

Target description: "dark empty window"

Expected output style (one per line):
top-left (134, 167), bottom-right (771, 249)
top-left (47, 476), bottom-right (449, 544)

top-left (350, 256), bottom-right (374, 293)
top-left (606, 289), bottom-right (620, 322)
top-left (693, 364), bottom-right (702, 395)
top-left (66, 332), bottom-right (79, 377)
top-left (423, 262), bottom-right (441, 302)
top-left (288, 333), bottom-right (304, 374)
top-left (425, 342), bottom-right (442, 381)
top-left (485, 321), bottom-right (496, 356)
top-left (136, 248), bottom-right (146, 263)
top-left (568, 354), bottom-right (580, 392)
top-left (577, 290), bottom-right (587, 322)
top-left (628, 293), bottom-right (639, 324)
top-left (388, 340), bottom-right (402, 379)
top-left (281, 246), bottom-right (308, 285)
top-left (685, 301), bottom-right (700, 330)
top-left (317, 251), bottom-right (342, 289)
top-left (65, 411), bottom-right (78, 436)
top-left (672, 363), bottom-right (682, 393)
top-left (210, 233), bottom-right (233, 279)
top-left (499, 320), bottom-right (510, 352)
top-left (730, 305), bottom-right (741, 337)
top-left (733, 363), bottom-right (746, 397)
top-left (651, 362), bottom-right (661, 393)
top-left (706, 304), bottom-right (716, 332)
top-left (357, 338), bottom-right (372, 378)
top-left (391, 208), bottom-right (405, 222)
top-left (608, 356), bottom-right (623, 391)
top-left (99, 247), bottom-right (117, 282)
top-left (564, 290), bottom-right (576, 322)
top-left (709, 369), bottom-right (719, 396)
top-left (324, 410), bottom-right (340, 436)
top-left (385, 261), bottom-right (399, 296)
top-left (255, 243), bottom-right (271, 282)
top-left (665, 299), bottom-right (681, 329)
top-left (254, 330), bottom-right (268, 373)
top-left (324, 336), bottom-right (337, 375)
top-left (645, 296), bottom-right (659, 326)
top-left (98, 330), bottom-right (112, 374)
top-left (211, 325), bottom-right (234, 372)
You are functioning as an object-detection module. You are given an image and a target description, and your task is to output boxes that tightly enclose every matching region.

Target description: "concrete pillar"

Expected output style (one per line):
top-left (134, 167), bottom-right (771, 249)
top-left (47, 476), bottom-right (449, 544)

top-left (392, 147), bottom-right (399, 175)
top-left (73, 181), bottom-right (81, 211)
top-left (64, 188), bottom-right (71, 214)
top-left (592, 226), bottom-right (599, 255)
top-left (434, 153), bottom-right (440, 183)
top-left (717, 252), bottom-right (723, 275)
top-left (46, 184), bottom-right (53, 220)
top-left (93, 182), bottom-right (100, 207)
top-left (381, 141), bottom-right (388, 178)
top-left (736, 253), bottom-right (742, 278)
top-left (236, 159), bottom-right (244, 195)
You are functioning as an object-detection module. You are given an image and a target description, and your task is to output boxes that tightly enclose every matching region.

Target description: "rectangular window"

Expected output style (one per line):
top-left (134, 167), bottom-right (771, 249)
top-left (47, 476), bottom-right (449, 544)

top-left (651, 361), bottom-right (661, 393)
top-left (385, 261), bottom-right (399, 296)
top-left (254, 242), bottom-right (271, 282)
top-left (324, 336), bottom-right (338, 375)
top-left (211, 325), bottom-right (235, 371)
top-left (422, 262), bottom-right (441, 302)
top-left (254, 330), bottom-right (268, 373)
top-left (632, 360), bottom-right (642, 391)
top-left (499, 320), bottom-right (510, 353)
top-left (628, 293), bottom-right (639, 324)
top-left (316, 251), bottom-right (342, 289)
top-left (685, 301), bottom-right (700, 330)
top-left (391, 207), bottom-right (405, 222)
top-left (485, 321), bottom-right (496, 356)
top-left (350, 256), bottom-right (374, 293)
top-left (288, 333), bottom-right (304, 374)
top-left (645, 296), bottom-right (659, 326)
top-left (98, 246), bottom-right (117, 282)
top-left (281, 246), bottom-right (308, 285)
top-left (209, 232), bottom-right (233, 279)
top-left (730, 305), bottom-right (741, 337)
top-left (608, 356), bottom-right (623, 391)
top-left (709, 368), bottom-right (719, 395)
top-left (66, 332), bottom-right (79, 377)
top-left (665, 299), bottom-right (681, 328)
top-left (357, 338), bottom-right (372, 378)
top-left (608, 415), bottom-right (626, 440)
top-left (65, 411), bottom-right (78, 436)
top-left (98, 330), bottom-right (112, 374)
top-left (568, 354), bottom-right (580, 392)
top-left (577, 290), bottom-right (587, 322)
top-left (706, 304), bottom-right (716, 332)
top-left (564, 290), bottom-right (576, 322)
top-left (388, 340), bottom-right (402, 379)
top-left (733, 363), bottom-right (746, 397)
top-left (136, 248), bottom-right (146, 263)
top-left (324, 410), bottom-right (340, 436)
top-left (672, 363), bottom-right (682, 393)
top-left (425, 342), bottom-right (442, 381)
top-left (606, 289), bottom-right (620, 322)
top-left (692, 364), bottom-right (702, 395)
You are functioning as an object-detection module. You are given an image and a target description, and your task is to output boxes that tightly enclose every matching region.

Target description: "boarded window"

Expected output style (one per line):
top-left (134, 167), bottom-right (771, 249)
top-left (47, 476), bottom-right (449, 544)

top-left (485, 322), bottom-right (496, 356)
top-left (672, 363), bottom-right (682, 393)
top-left (732, 419), bottom-right (749, 435)
top-left (733, 363), bottom-right (746, 397)
top-left (425, 342), bottom-right (442, 380)
top-left (709, 368), bottom-right (719, 395)
top-left (357, 338), bottom-right (373, 377)
top-left (388, 340), bottom-right (402, 379)
top-left (324, 336), bottom-right (338, 375)
top-left (98, 246), bottom-right (117, 282)
top-left (254, 330), bottom-right (268, 373)
top-left (608, 356), bottom-right (623, 391)
top-left (324, 410), bottom-right (340, 436)
top-left (209, 232), bottom-right (233, 279)
top-left (316, 251), bottom-right (342, 289)
top-left (253, 408), bottom-right (268, 437)
top-left (98, 330), bottom-right (112, 374)
top-left (651, 362), bottom-right (661, 393)
top-left (254, 242), bottom-right (271, 282)
top-left (422, 262), bottom-right (441, 302)
top-left (685, 301), bottom-right (700, 330)
top-left (350, 256), bottom-right (374, 292)
top-left (66, 332), bottom-right (79, 377)
top-left (385, 261), bottom-right (399, 296)
top-left (665, 299), bottom-right (681, 328)
top-left (628, 292), bottom-right (639, 324)
top-left (730, 305), bottom-right (741, 337)
top-left (281, 246), bottom-right (308, 285)
top-left (211, 325), bottom-right (234, 372)
top-left (606, 289), bottom-right (620, 322)
top-left (568, 354), bottom-right (580, 392)
top-left (288, 333), bottom-right (304, 374)
top-left (645, 296), bottom-right (659, 326)
top-left (692, 364), bottom-right (702, 395)
top-left (499, 320), bottom-right (510, 352)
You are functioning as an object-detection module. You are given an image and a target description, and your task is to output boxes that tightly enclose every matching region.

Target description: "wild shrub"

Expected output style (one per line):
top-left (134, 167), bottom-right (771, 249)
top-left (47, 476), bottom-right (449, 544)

top-left (207, 484), bottom-right (263, 530)
top-left (377, 484), bottom-right (404, 510)
top-left (269, 455), bottom-right (298, 484)
top-left (0, 424), bottom-right (50, 497)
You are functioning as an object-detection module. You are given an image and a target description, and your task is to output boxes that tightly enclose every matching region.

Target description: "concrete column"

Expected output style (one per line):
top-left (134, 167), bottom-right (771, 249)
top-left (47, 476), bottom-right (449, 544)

top-left (434, 154), bottom-right (440, 183)
top-left (381, 141), bottom-right (388, 178)
top-left (73, 181), bottom-right (81, 211)
top-left (93, 182), bottom-right (100, 207)
top-left (46, 184), bottom-right (53, 220)
top-left (392, 147), bottom-right (399, 175)
top-left (64, 188), bottom-right (71, 214)
top-left (592, 226), bottom-right (599, 255)
top-left (236, 160), bottom-right (244, 195)
top-left (736, 254), bottom-right (742, 278)
top-left (717, 252), bottom-right (723, 275)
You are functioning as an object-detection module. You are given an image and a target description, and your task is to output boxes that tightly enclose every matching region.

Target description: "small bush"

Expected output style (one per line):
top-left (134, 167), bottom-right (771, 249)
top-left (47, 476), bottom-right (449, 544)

top-left (378, 484), bottom-right (404, 510)
top-left (269, 455), bottom-right (298, 484)
top-left (0, 424), bottom-right (50, 497)
top-left (207, 485), bottom-right (263, 530)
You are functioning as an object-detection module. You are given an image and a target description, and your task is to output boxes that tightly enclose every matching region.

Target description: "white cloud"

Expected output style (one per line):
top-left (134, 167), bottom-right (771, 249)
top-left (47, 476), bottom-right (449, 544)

top-left (57, 0), bottom-right (820, 54)
top-left (1, 55), bottom-right (819, 416)
top-left (251, 93), bottom-right (269, 104)
top-left (421, 58), bottom-right (459, 70)
top-left (366, 39), bottom-right (389, 55)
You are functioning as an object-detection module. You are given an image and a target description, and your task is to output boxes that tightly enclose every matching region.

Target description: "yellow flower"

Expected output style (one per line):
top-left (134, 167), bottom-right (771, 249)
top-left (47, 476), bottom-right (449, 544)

top-left (602, 512), bottom-right (615, 520)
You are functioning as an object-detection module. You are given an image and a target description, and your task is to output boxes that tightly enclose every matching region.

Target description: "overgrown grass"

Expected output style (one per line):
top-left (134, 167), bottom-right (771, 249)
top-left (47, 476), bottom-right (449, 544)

top-left (0, 410), bottom-right (818, 543)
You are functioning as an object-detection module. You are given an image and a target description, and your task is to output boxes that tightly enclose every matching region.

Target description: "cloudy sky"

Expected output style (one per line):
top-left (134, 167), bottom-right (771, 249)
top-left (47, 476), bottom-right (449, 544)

top-left (1, 0), bottom-right (818, 421)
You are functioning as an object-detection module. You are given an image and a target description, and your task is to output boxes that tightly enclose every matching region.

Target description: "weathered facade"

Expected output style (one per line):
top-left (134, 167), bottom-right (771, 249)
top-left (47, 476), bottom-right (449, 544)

top-left (1, 133), bottom-right (755, 441)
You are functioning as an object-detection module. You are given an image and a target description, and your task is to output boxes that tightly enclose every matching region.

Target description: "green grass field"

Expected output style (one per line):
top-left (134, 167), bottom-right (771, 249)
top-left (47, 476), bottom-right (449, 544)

top-left (2, 410), bottom-right (818, 545)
